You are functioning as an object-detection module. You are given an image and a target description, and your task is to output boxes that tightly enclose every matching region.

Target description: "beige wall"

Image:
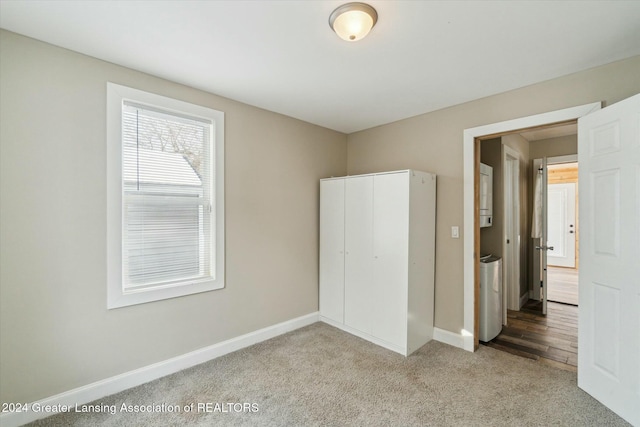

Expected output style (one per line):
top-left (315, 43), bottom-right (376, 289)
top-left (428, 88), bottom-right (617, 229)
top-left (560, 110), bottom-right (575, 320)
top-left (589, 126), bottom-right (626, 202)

top-left (0, 30), bottom-right (347, 404)
top-left (2, 26), bottom-right (640, 406)
top-left (529, 134), bottom-right (577, 159)
top-left (347, 55), bottom-right (640, 333)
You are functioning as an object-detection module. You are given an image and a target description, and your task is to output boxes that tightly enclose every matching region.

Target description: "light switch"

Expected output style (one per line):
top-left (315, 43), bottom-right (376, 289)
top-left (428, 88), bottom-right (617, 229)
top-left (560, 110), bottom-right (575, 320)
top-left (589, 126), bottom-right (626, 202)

top-left (451, 226), bottom-right (460, 239)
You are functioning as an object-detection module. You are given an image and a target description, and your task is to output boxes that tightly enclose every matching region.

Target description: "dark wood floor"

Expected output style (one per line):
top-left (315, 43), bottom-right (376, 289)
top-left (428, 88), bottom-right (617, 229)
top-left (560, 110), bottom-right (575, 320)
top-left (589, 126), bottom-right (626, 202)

top-left (481, 301), bottom-right (578, 372)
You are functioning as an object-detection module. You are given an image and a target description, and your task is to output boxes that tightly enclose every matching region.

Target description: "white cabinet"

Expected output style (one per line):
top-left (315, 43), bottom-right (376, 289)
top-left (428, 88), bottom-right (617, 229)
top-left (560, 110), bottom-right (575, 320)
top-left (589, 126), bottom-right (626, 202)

top-left (319, 170), bottom-right (436, 356)
top-left (479, 163), bottom-right (493, 227)
top-left (319, 178), bottom-right (345, 323)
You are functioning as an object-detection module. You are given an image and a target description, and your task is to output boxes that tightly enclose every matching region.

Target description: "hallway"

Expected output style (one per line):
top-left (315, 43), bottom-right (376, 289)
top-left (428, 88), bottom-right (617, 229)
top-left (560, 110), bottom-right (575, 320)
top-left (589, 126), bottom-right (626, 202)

top-left (482, 302), bottom-right (578, 372)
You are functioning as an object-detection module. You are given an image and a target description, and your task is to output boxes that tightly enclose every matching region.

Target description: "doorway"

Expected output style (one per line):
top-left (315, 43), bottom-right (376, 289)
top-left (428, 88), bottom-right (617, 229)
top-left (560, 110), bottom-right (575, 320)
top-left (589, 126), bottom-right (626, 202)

top-left (483, 301), bottom-right (578, 371)
top-left (465, 96), bottom-right (640, 425)
top-left (462, 102), bottom-right (601, 351)
top-left (478, 128), bottom-right (580, 371)
top-left (546, 161), bottom-right (579, 306)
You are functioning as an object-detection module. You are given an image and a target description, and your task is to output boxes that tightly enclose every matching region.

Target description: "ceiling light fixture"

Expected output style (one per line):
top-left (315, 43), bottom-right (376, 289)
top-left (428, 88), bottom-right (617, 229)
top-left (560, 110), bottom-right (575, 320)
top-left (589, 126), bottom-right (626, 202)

top-left (329, 2), bottom-right (378, 42)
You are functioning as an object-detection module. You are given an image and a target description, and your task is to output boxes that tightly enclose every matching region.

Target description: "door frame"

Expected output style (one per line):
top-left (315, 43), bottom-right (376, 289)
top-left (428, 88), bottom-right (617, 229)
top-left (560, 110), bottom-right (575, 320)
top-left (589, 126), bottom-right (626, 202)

top-left (462, 102), bottom-right (601, 352)
top-left (503, 145), bottom-right (521, 315)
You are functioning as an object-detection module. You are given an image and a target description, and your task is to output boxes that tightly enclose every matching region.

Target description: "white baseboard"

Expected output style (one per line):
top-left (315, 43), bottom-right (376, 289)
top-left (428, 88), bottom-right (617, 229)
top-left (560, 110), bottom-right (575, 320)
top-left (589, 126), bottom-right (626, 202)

top-left (320, 318), bottom-right (467, 354)
top-left (319, 316), bottom-right (407, 355)
top-left (432, 327), bottom-right (465, 350)
top-left (0, 312), bottom-right (319, 427)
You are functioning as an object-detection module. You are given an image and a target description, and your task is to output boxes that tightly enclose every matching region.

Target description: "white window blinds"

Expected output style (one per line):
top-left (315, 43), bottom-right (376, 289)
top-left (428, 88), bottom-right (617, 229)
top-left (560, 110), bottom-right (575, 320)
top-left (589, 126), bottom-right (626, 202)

top-left (122, 102), bottom-right (214, 290)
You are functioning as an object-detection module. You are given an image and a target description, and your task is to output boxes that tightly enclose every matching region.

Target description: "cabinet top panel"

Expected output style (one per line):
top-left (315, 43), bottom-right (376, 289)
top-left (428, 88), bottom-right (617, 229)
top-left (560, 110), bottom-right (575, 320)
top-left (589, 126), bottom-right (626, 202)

top-left (321, 170), bottom-right (435, 181)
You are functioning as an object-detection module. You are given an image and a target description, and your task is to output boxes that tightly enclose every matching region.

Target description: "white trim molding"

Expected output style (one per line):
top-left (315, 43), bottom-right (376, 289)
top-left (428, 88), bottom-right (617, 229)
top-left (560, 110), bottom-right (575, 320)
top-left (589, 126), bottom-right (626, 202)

top-left (320, 318), bottom-right (465, 353)
top-left (433, 327), bottom-right (466, 349)
top-left (320, 316), bottom-right (408, 355)
top-left (0, 313), bottom-right (319, 427)
top-left (462, 102), bottom-right (601, 352)
top-left (106, 82), bottom-right (226, 309)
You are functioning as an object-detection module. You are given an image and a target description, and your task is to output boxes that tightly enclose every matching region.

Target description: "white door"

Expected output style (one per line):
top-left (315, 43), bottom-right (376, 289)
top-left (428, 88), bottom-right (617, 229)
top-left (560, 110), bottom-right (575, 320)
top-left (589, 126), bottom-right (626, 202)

top-left (344, 175), bottom-right (374, 335)
top-left (372, 172), bottom-right (409, 347)
top-left (541, 157), bottom-right (549, 315)
top-left (578, 93), bottom-right (640, 426)
top-left (547, 183), bottom-right (577, 268)
top-left (319, 179), bottom-right (345, 323)
top-left (533, 158), bottom-right (551, 315)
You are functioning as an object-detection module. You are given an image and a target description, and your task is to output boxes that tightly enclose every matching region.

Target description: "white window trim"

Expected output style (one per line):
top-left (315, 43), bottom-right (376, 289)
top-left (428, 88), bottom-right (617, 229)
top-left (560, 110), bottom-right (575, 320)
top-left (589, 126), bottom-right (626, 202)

top-left (107, 82), bottom-right (225, 309)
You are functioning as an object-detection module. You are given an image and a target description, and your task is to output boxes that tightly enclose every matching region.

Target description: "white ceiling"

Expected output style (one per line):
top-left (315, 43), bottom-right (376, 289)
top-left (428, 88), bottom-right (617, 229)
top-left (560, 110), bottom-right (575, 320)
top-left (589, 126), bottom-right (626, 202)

top-left (2, 1), bottom-right (639, 134)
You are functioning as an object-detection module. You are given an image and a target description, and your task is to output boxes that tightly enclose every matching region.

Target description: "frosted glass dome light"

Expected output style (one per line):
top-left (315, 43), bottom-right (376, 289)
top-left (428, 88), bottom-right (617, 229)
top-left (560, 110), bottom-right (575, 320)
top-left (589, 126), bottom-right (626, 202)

top-left (329, 3), bottom-right (378, 42)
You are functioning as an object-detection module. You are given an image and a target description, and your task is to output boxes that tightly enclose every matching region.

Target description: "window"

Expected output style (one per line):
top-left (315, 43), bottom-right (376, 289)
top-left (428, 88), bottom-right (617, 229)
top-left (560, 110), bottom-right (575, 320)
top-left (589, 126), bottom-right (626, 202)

top-left (107, 83), bottom-right (224, 308)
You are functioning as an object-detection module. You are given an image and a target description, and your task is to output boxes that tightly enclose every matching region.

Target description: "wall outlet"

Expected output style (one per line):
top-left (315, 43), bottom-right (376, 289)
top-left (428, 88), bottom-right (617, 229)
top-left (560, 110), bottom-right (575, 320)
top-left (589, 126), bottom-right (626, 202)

top-left (451, 226), bottom-right (460, 239)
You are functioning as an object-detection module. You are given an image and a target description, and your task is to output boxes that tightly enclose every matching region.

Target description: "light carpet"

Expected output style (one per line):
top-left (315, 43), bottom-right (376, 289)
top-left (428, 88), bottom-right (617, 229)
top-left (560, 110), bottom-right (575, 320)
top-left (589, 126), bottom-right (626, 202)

top-left (28, 322), bottom-right (629, 426)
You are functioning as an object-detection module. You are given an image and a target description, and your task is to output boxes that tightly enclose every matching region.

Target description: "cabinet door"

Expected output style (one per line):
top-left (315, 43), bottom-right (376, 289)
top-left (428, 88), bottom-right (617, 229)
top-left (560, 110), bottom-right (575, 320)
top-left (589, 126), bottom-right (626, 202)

top-left (344, 176), bottom-right (374, 335)
top-left (319, 179), bottom-right (345, 323)
top-left (372, 173), bottom-right (409, 347)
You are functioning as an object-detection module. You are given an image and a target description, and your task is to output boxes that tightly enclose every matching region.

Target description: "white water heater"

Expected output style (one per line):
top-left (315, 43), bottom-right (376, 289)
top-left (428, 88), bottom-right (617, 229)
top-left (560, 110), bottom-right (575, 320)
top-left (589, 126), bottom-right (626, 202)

top-left (480, 163), bottom-right (493, 228)
top-left (479, 255), bottom-right (502, 342)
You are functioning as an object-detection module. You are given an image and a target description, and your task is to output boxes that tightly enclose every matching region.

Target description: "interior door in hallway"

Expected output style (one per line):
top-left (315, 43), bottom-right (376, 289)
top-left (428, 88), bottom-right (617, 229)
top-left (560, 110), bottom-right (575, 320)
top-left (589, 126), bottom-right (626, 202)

top-left (547, 183), bottom-right (576, 268)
